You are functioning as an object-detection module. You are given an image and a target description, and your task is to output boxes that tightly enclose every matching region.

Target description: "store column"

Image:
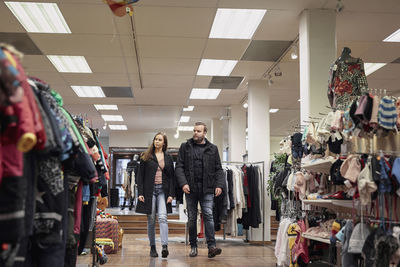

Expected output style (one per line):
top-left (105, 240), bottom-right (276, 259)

top-left (211, 118), bottom-right (223, 160)
top-left (299, 9), bottom-right (336, 123)
top-left (247, 80), bottom-right (271, 242)
top-left (229, 104), bottom-right (246, 162)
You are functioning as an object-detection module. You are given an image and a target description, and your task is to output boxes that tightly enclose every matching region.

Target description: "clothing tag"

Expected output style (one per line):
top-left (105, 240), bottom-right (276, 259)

top-left (333, 64), bottom-right (338, 71)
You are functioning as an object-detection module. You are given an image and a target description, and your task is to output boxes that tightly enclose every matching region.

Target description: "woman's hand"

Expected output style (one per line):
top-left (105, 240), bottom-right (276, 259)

top-left (138, 195), bottom-right (145, 202)
top-left (167, 196), bottom-right (173, 203)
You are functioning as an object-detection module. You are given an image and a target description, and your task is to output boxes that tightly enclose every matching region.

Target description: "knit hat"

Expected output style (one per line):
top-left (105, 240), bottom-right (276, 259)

top-left (370, 95), bottom-right (381, 124)
top-left (340, 154), bottom-right (361, 183)
top-left (378, 96), bottom-right (397, 130)
top-left (348, 223), bottom-right (370, 254)
top-left (357, 161), bottom-right (377, 205)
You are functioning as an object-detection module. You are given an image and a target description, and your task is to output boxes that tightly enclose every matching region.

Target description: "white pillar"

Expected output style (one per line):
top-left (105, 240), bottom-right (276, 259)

top-left (229, 104), bottom-right (247, 162)
top-left (299, 9), bottom-right (336, 123)
top-left (211, 118), bottom-right (223, 160)
top-left (247, 80), bottom-right (271, 242)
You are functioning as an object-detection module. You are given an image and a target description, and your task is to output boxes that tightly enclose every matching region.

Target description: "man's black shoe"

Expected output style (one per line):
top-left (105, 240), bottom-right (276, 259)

top-left (208, 247), bottom-right (222, 258)
top-left (150, 245), bottom-right (158, 257)
top-left (161, 245), bottom-right (169, 258)
top-left (189, 247), bottom-right (198, 257)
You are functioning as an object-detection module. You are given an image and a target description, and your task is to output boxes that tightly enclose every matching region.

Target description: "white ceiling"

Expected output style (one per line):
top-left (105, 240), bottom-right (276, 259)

top-left (1, 0), bottom-right (400, 138)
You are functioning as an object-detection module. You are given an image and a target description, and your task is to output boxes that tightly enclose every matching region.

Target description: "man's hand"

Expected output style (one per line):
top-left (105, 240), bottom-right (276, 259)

top-left (138, 195), bottom-right (144, 202)
top-left (215, 187), bottom-right (222, 197)
top-left (182, 184), bottom-right (190, 194)
top-left (167, 196), bottom-right (173, 203)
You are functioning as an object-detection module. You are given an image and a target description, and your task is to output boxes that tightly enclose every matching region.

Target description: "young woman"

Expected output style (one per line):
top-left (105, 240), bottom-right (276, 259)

top-left (136, 132), bottom-right (175, 258)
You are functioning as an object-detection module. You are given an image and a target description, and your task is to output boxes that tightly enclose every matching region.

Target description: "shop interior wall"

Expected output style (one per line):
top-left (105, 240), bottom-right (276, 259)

top-left (109, 130), bottom-right (194, 149)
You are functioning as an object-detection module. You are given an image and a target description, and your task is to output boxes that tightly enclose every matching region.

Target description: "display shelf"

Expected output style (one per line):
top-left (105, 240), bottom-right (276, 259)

top-left (301, 158), bottom-right (336, 173)
top-left (302, 233), bottom-right (331, 244)
top-left (302, 199), bottom-right (354, 209)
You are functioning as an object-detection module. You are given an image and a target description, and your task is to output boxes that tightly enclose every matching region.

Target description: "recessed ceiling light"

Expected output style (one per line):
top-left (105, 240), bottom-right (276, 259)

top-left (108, 124), bottom-right (127, 130)
top-left (180, 116), bottom-right (190, 123)
top-left (383, 28), bottom-right (400, 42)
top-left (71, 86), bottom-right (105, 98)
top-left (197, 59), bottom-right (238, 76)
top-left (5, 2), bottom-right (71, 33)
top-left (190, 88), bottom-right (221, 100)
top-left (269, 108), bottom-right (279, 113)
top-left (183, 106), bottom-right (194, 112)
top-left (209, 8), bottom-right (267, 39)
top-left (101, 115), bottom-right (124, 122)
top-left (178, 126), bottom-right (194, 131)
top-left (47, 56), bottom-right (92, 73)
top-left (94, 104), bottom-right (118, 110)
top-left (364, 63), bottom-right (387, 76)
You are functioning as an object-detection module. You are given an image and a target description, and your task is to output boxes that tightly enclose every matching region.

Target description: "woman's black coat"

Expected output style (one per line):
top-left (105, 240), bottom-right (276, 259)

top-left (135, 152), bottom-right (175, 214)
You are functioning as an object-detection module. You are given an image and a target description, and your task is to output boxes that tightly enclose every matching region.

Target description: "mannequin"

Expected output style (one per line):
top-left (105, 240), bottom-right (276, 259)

top-left (121, 154), bottom-right (139, 210)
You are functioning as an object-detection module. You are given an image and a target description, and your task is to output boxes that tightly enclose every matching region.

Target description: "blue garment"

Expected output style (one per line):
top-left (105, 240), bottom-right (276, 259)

top-left (147, 184), bottom-right (168, 246)
top-left (186, 192), bottom-right (216, 248)
top-left (378, 158), bottom-right (392, 193)
top-left (82, 185), bottom-right (90, 203)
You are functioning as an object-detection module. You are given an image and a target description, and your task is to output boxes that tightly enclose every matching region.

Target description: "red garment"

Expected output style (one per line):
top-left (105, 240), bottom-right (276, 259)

top-left (74, 180), bottom-right (83, 235)
top-left (99, 142), bottom-right (110, 180)
top-left (293, 220), bottom-right (310, 264)
top-left (242, 165), bottom-right (251, 207)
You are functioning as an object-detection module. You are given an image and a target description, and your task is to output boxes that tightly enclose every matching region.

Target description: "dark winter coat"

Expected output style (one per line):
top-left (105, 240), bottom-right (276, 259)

top-left (175, 138), bottom-right (225, 195)
top-left (135, 152), bottom-right (175, 214)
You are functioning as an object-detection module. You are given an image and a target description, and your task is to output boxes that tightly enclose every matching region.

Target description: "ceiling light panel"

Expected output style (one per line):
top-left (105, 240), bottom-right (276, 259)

top-left (383, 29), bottom-right (400, 42)
top-left (209, 8), bottom-right (267, 39)
top-left (197, 59), bottom-right (238, 76)
top-left (102, 115), bottom-right (124, 122)
top-left (5, 2), bottom-right (71, 33)
top-left (190, 88), bottom-right (221, 100)
top-left (269, 109), bottom-right (279, 113)
top-left (364, 63), bottom-right (387, 76)
top-left (183, 106), bottom-right (194, 112)
top-left (94, 104), bottom-right (118, 110)
top-left (178, 126), bottom-right (194, 131)
top-left (71, 86), bottom-right (105, 98)
top-left (47, 55), bottom-right (92, 73)
top-left (108, 125), bottom-right (127, 130)
top-left (180, 116), bottom-right (190, 123)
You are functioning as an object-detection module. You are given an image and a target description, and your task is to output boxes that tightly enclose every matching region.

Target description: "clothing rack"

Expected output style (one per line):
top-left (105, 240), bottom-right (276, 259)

top-left (222, 161), bottom-right (266, 245)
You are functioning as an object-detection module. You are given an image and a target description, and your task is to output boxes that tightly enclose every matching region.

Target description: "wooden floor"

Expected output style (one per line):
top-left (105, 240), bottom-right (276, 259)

top-left (77, 234), bottom-right (278, 267)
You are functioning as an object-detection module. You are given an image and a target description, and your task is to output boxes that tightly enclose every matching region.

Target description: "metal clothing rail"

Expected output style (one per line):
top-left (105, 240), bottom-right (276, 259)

top-left (222, 160), bottom-right (266, 245)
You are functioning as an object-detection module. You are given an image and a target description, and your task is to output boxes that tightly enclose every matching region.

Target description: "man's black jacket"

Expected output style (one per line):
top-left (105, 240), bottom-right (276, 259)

top-left (175, 138), bottom-right (225, 194)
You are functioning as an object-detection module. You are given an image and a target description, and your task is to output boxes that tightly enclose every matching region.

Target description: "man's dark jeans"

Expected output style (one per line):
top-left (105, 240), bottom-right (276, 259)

top-left (185, 192), bottom-right (216, 249)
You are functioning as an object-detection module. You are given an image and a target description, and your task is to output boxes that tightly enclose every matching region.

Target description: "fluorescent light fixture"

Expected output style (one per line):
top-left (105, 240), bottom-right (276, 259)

top-left (364, 63), bottom-right (387, 76)
top-left (178, 126), bottom-right (194, 131)
top-left (47, 56), bottom-right (92, 73)
top-left (183, 106), bottom-right (194, 112)
top-left (197, 59), bottom-right (238, 76)
top-left (209, 8), bottom-right (267, 39)
top-left (71, 86), bottom-right (105, 98)
top-left (108, 124), bottom-right (127, 130)
top-left (101, 115), bottom-right (123, 122)
top-left (269, 108), bottom-right (279, 113)
top-left (180, 116), bottom-right (190, 123)
top-left (5, 2), bottom-right (71, 33)
top-left (383, 28), bottom-right (400, 42)
top-left (94, 104), bottom-right (118, 110)
top-left (190, 88), bottom-right (221, 100)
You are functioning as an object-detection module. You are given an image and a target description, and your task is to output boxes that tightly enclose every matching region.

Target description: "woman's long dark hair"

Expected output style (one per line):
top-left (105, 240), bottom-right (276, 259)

top-left (141, 132), bottom-right (168, 161)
